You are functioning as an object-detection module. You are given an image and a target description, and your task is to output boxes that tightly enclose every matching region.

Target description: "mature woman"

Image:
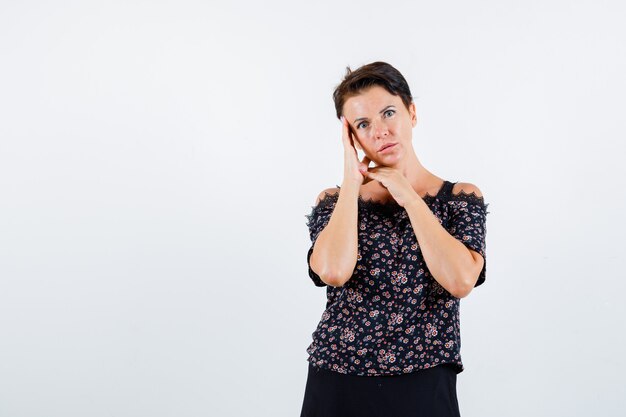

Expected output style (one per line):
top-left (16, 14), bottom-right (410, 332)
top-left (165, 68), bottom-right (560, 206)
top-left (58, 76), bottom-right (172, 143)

top-left (299, 62), bottom-right (489, 417)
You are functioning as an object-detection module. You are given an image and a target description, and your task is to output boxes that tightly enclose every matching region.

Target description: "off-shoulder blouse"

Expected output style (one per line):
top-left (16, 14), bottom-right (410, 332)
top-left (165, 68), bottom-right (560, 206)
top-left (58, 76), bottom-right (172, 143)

top-left (304, 180), bottom-right (489, 376)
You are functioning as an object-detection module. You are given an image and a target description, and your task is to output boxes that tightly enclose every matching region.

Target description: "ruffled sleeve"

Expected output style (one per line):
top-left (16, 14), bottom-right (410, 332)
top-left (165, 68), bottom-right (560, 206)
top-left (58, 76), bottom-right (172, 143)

top-left (446, 193), bottom-right (490, 287)
top-left (304, 190), bottom-right (339, 287)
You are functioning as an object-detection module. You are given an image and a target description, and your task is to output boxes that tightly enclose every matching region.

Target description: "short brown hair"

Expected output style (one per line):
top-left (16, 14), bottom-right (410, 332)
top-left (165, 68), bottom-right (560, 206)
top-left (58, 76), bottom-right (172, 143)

top-left (332, 61), bottom-right (414, 120)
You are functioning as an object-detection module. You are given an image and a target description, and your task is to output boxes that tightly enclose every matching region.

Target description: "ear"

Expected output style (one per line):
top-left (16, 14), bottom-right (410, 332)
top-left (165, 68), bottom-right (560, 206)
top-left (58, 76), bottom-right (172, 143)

top-left (410, 102), bottom-right (417, 127)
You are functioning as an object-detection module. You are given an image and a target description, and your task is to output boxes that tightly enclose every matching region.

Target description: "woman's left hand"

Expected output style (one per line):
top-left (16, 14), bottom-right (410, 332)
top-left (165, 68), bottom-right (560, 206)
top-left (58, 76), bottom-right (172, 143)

top-left (363, 167), bottom-right (420, 208)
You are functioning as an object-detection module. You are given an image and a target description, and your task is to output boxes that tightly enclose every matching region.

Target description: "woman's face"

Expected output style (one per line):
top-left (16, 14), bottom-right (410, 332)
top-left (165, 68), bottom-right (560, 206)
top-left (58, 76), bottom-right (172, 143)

top-left (342, 85), bottom-right (417, 166)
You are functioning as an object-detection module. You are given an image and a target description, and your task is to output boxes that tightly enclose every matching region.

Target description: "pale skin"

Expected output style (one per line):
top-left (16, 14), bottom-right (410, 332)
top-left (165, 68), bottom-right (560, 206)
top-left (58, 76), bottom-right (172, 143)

top-left (309, 85), bottom-right (484, 298)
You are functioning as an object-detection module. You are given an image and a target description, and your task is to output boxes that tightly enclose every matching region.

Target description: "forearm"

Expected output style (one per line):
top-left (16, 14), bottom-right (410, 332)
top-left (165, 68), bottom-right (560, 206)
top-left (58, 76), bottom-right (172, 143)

top-left (404, 198), bottom-right (476, 298)
top-left (309, 179), bottom-right (360, 287)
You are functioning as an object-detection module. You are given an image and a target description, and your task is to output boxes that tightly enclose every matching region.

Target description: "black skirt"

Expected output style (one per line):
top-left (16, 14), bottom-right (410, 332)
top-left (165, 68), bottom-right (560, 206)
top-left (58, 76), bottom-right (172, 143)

top-left (300, 362), bottom-right (461, 417)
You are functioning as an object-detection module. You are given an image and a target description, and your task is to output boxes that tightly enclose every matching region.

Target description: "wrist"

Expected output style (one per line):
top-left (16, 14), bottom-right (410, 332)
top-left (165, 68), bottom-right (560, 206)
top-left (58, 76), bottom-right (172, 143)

top-left (403, 196), bottom-right (423, 210)
top-left (341, 178), bottom-right (362, 190)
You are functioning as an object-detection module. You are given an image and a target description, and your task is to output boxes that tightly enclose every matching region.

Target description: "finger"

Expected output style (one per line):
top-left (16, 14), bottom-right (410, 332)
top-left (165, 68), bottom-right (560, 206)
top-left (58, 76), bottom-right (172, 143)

top-left (365, 171), bottom-right (384, 184)
top-left (361, 163), bottom-right (375, 184)
top-left (358, 155), bottom-right (369, 171)
top-left (360, 172), bottom-right (372, 186)
top-left (347, 122), bottom-right (358, 148)
top-left (365, 156), bottom-right (382, 169)
top-left (363, 170), bottom-right (377, 179)
top-left (341, 116), bottom-right (354, 148)
top-left (342, 116), bottom-right (359, 151)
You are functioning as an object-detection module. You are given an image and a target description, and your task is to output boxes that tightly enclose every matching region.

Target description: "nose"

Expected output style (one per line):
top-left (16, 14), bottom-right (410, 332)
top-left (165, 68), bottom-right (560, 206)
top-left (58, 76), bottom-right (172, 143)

top-left (372, 120), bottom-right (389, 139)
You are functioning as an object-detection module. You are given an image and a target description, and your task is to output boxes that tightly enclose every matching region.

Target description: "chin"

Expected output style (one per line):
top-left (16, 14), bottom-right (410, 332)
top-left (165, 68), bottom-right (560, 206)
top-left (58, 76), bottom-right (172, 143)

top-left (377, 153), bottom-right (402, 166)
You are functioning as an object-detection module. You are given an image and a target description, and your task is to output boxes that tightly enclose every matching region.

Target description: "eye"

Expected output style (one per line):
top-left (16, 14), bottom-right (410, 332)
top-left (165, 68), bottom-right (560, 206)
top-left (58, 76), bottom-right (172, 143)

top-left (356, 109), bottom-right (394, 129)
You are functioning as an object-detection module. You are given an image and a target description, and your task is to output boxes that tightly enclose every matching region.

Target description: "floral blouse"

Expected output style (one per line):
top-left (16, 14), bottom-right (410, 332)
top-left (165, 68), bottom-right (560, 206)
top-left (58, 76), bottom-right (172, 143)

top-left (304, 180), bottom-right (489, 376)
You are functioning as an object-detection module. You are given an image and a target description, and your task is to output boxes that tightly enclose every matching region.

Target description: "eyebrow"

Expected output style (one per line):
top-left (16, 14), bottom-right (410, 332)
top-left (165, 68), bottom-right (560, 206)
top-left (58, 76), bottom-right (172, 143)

top-left (353, 105), bottom-right (396, 125)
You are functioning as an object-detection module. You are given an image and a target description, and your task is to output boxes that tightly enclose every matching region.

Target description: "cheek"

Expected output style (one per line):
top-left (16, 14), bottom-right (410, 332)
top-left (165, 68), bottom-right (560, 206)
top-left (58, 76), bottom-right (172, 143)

top-left (356, 130), bottom-right (373, 143)
top-left (357, 137), bottom-right (374, 152)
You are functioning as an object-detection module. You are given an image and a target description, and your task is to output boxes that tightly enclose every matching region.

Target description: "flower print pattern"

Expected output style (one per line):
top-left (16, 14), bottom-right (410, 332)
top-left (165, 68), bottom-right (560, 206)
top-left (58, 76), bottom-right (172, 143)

top-left (447, 189), bottom-right (489, 287)
top-left (303, 180), bottom-right (489, 376)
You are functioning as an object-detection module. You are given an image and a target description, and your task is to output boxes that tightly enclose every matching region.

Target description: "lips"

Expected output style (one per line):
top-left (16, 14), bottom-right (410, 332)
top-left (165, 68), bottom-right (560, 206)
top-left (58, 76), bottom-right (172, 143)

top-left (379, 143), bottom-right (397, 152)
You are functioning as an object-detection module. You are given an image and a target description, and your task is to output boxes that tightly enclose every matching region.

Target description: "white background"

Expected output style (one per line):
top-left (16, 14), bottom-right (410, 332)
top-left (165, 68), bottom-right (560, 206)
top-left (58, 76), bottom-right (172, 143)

top-left (1, 1), bottom-right (625, 416)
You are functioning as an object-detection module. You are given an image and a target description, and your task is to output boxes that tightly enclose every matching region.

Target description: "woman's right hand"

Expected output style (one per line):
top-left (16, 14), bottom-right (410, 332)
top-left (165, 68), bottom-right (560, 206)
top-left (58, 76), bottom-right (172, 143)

top-left (341, 116), bottom-right (373, 186)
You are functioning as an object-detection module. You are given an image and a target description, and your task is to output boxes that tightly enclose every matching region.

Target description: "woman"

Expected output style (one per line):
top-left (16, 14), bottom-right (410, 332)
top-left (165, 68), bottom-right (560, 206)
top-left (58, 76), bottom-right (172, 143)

top-left (300, 62), bottom-right (489, 417)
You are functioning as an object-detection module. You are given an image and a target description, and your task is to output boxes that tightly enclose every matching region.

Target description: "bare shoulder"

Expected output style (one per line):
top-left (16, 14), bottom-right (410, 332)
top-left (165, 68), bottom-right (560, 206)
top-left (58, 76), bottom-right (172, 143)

top-left (315, 187), bottom-right (340, 205)
top-left (451, 182), bottom-right (483, 198)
